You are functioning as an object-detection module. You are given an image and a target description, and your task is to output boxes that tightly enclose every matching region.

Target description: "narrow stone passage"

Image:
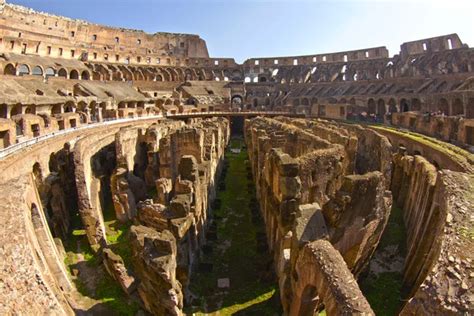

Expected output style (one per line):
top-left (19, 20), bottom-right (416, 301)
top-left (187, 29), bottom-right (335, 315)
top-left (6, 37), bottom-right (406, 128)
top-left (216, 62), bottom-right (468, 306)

top-left (187, 138), bottom-right (281, 315)
top-left (359, 205), bottom-right (408, 315)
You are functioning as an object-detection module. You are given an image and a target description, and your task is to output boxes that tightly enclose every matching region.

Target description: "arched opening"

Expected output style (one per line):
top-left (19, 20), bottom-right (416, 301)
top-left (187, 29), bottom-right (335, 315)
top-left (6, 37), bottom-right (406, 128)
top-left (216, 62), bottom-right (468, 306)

top-left (45, 67), bottom-right (55, 78)
top-left (64, 102), bottom-right (75, 113)
top-left (400, 99), bottom-right (409, 112)
top-left (81, 71), bottom-right (90, 80)
top-left (377, 99), bottom-right (386, 115)
top-left (51, 104), bottom-right (62, 115)
top-left (231, 95), bottom-right (243, 109)
top-left (438, 98), bottom-right (449, 115)
top-left (367, 99), bottom-right (376, 114)
top-left (467, 98), bottom-right (474, 118)
top-left (57, 68), bottom-right (67, 78)
top-left (411, 98), bottom-right (421, 112)
top-left (32, 66), bottom-right (44, 77)
top-left (259, 76), bottom-right (267, 83)
top-left (0, 104), bottom-right (7, 118)
top-left (388, 98), bottom-right (397, 113)
top-left (10, 104), bottom-right (22, 117)
top-left (69, 69), bottom-right (79, 80)
top-left (452, 98), bottom-right (463, 116)
top-left (3, 64), bottom-right (16, 76)
top-left (18, 64), bottom-right (30, 76)
top-left (244, 77), bottom-right (251, 83)
top-left (25, 105), bottom-right (36, 114)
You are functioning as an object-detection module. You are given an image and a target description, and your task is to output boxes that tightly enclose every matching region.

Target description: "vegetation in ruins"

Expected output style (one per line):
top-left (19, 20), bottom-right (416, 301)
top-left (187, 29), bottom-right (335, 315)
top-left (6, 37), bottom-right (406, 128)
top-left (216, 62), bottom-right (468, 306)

top-left (187, 138), bottom-right (281, 315)
top-left (360, 205), bottom-right (407, 315)
top-left (64, 205), bottom-right (139, 315)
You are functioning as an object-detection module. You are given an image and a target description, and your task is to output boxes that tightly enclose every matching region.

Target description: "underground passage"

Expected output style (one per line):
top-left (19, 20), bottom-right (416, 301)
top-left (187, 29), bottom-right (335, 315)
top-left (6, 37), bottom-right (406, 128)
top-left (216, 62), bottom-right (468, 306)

top-left (0, 1), bottom-right (473, 315)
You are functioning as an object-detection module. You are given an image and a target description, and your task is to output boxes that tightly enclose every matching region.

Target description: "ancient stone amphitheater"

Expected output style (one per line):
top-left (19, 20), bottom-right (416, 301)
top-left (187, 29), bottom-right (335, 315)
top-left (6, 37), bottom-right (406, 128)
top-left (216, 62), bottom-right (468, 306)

top-left (0, 0), bottom-right (473, 315)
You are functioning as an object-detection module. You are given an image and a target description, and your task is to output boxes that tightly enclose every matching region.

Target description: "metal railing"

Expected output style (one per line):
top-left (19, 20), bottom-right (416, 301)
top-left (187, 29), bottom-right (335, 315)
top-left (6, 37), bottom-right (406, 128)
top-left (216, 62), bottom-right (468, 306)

top-left (0, 111), bottom-right (294, 159)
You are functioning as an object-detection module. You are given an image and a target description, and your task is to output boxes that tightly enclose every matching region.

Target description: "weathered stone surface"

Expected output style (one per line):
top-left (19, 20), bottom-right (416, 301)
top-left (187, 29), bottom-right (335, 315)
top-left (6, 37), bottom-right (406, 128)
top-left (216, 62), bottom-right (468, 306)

top-left (130, 225), bottom-right (183, 316)
top-left (103, 248), bottom-right (137, 295)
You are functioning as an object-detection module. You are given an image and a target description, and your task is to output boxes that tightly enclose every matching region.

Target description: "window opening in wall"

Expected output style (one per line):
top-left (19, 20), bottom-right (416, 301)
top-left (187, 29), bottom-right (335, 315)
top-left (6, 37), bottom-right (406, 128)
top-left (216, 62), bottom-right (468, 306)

top-left (157, 58), bottom-right (161, 64)
top-left (311, 66), bottom-right (317, 74)
top-left (253, 77), bottom-right (259, 83)
top-left (274, 59), bottom-right (278, 65)
top-left (255, 60), bottom-right (259, 65)
top-left (47, 46), bottom-right (51, 55)
top-left (18, 32), bottom-right (22, 38)
top-left (343, 54), bottom-right (348, 62)
top-left (92, 34), bottom-right (97, 41)
top-left (272, 69), bottom-right (279, 76)
top-left (365, 51), bottom-right (369, 58)
top-left (55, 21), bottom-right (58, 27)
top-left (244, 77), bottom-right (251, 83)
top-left (115, 55), bottom-right (120, 62)
top-left (70, 31), bottom-right (75, 37)
top-left (341, 65), bottom-right (347, 73)
top-left (214, 60), bottom-right (219, 65)
top-left (422, 42), bottom-right (427, 51)
top-left (115, 37), bottom-right (119, 43)
top-left (137, 39), bottom-right (141, 45)
top-left (293, 59), bottom-right (298, 65)
top-left (125, 57), bottom-right (130, 64)
top-left (104, 53), bottom-right (109, 61)
top-left (180, 42), bottom-right (185, 48)
top-left (93, 52), bottom-right (97, 59)
top-left (322, 56), bottom-right (326, 62)
top-left (447, 38), bottom-right (453, 50)
top-left (21, 43), bottom-right (27, 54)
top-left (312, 56), bottom-right (317, 62)
top-left (59, 48), bottom-right (63, 56)
top-left (137, 56), bottom-right (141, 63)
top-left (146, 57), bottom-right (151, 64)
top-left (10, 41), bottom-right (14, 50)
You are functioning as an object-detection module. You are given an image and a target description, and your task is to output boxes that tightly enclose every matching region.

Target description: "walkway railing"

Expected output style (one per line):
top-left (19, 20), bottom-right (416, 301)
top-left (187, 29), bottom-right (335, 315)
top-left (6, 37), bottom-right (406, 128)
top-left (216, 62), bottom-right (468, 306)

top-left (0, 111), bottom-right (296, 159)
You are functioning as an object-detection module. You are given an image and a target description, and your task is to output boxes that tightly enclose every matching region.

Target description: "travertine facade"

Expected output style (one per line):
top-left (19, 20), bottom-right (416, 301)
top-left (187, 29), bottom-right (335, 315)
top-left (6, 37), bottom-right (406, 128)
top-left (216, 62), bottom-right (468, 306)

top-left (0, 1), bottom-right (472, 315)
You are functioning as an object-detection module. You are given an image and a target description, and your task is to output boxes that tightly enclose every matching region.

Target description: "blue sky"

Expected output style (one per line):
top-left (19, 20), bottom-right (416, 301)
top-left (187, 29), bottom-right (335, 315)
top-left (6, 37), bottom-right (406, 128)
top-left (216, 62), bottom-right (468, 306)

top-left (8, 0), bottom-right (474, 63)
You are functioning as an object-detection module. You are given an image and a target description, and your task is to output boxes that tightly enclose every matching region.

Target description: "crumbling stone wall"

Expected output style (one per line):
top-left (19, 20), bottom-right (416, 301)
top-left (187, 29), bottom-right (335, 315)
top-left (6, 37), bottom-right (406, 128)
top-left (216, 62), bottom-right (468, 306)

top-left (245, 116), bottom-right (391, 314)
top-left (126, 117), bottom-right (230, 314)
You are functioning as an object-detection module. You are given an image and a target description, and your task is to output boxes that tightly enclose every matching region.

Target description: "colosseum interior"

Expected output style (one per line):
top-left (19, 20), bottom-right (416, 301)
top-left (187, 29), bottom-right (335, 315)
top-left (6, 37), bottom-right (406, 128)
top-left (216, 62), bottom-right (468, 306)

top-left (0, 0), bottom-right (473, 315)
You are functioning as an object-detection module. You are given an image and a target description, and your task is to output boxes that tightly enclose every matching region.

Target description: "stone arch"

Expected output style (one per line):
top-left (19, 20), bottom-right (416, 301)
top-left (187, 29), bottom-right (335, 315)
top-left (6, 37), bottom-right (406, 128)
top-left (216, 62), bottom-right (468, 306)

top-left (467, 98), bottom-right (474, 118)
top-left (64, 101), bottom-right (75, 113)
top-left (18, 64), bottom-right (30, 76)
top-left (45, 67), bottom-right (55, 78)
top-left (57, 68), bottom-right (67, 78)
top-left (51, 104), bottom-right (62, 115)
top-left (0, 104), bottom-right (7, 118)
top-left (388, 98), bottom-right (397, 113)
top-left (451, 98), bottom-right (463, 116)
top-left (32, 66), bottom-right (44, 76)
top-left (400, 98), bottom-right (410, 112)
top-left (81, 70), bottom-right (90, 80)
top-left (367, 98), bottom-right (376, 114)
top-left (3, 63), bottom-right (16, 75)
top-left (438, 98), bottom-right (449, 115)
top-left (377, 99), bottom-right (386, 115)
top-left (70, 69), bottom-right (79, 80)
top-left (411, 98), bottom-right (422, 112)
top-left (10, 104), bottom-right (22, 117)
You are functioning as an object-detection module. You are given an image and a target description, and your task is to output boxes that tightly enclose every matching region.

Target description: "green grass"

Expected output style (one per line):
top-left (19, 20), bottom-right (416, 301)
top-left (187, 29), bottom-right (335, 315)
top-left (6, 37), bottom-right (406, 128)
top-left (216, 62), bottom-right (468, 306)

top-left (186, 138), bottom-right (280, 315)
top-left (64, 203), bottom-right (139, 315)
top-left (359, 205), bottom-right (407, 316)
top-left (360, 272), bottom-right (405, 315)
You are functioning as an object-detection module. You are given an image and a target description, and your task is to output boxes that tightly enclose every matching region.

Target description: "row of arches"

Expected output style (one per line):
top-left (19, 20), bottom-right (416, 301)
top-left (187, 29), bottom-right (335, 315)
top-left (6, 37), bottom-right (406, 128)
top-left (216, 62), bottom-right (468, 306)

top-left (3, 63), bottom-right (90, 80)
